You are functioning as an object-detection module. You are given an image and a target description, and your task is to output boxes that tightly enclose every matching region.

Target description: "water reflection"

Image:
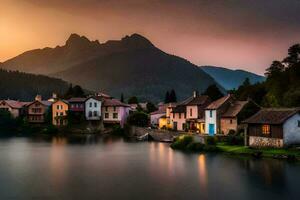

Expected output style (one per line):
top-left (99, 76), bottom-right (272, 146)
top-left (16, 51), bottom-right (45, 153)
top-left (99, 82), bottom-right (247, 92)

top-left (198, 154), bottom-right (208, 192)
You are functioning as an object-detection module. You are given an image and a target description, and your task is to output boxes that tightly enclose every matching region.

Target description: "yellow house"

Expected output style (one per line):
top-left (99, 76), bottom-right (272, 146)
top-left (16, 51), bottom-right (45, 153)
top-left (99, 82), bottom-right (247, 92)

top-left (52, 100), bottom-right (69, 126)
top-left (159, 115), bottom-right (173, 129)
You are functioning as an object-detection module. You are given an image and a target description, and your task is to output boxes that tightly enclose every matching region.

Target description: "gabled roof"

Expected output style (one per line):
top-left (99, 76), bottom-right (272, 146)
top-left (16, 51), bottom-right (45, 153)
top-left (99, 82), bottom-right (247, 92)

top-left (85, 96), bottom-right (102, 102)
top-left (222, 101), bottom-right (249, 118)
top-left (186, 95), bottom-right (210, 106)
top-left (243, 108), bottom-right (300, 125)
top-left (68, 97), bottom-right (86, 103)
top-left (103, 98), bottom-right (130, 107)
top-left (0, 100), bottom-right (28, 109)
top-left (52, 99), bottom-right (69, 105)
top-left (206, 94), bottom-right (232, 110)
top-left (25, 100), bottom-right (52, 107)
top-left (172, 105), bottom-right (186, 113)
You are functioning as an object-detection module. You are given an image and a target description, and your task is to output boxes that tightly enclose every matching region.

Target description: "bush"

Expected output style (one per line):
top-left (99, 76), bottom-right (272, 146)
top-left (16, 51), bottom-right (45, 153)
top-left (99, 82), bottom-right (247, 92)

top-left (226, 135), bottom-right (244, 145)
top-left (127, 111), bottom-right (149, 127)
top-left (187, 142), bottom-right (205, 152)
top-left (205, 136), bottom-right (217, 145)
top-left (111, 125), bottom-right (124, 135)
top-left (171, 135), bottom-right (193, 150)
top-left (42, 124), bottom-right (58, 134)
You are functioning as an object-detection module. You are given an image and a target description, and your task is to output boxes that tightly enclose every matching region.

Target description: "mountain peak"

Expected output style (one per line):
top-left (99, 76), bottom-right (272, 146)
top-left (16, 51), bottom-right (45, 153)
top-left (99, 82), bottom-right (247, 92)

top-left (65, 33), bottom-right (93, 48)
top-left (121, 33), bottom-right (154, 49)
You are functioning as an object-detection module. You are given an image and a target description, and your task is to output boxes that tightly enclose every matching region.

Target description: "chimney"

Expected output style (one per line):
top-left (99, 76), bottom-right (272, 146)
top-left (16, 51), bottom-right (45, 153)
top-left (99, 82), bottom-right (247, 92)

top-left (52, 93), bottom-right (57, 99)
top-left (35, 95), bottom-right (42, 101)
top-left (193, 91), bottom-right (199, 98)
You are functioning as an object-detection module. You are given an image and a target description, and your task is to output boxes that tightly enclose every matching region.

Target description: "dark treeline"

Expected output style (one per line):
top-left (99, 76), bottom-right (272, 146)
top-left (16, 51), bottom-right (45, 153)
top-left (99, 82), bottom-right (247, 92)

top-left (232, 44), bottom-right (300, 107)
top-left (0, 69), bottom-right (69, 101)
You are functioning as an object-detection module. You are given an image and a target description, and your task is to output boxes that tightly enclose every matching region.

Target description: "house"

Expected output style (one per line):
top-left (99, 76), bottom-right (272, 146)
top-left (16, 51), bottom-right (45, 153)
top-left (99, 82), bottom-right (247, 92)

top-left (102, 98), bottom-right (131, 128)
top-left (220, 100), bottom-right (260, 135)
top-left (0, 100), bottom-right (28, 118)
top-left (205, 94), bottom-right (233, 135)
top-left (150, 107), bottom-right (166, 127)
top-left (158, 103), bottom-right (177, 129)
top-left (243, 108), bottom-right (300, 148)
top-left (68, 97), bottom-right (86, 113)
top-left (85, 96), bottom-right (102, 121)
top-left (26, 96), bottom-right (52, 123)
top-left (130, 102), bottom-right (148, 112)
top-left (52, 100), bottom-right (69, 126)
top-left (170, 91), bottom-right (211, 132)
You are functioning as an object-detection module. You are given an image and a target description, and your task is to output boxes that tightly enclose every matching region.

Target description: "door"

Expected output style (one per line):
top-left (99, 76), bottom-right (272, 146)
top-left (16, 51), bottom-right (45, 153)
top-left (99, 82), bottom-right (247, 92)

top-left (209, 124), bottom-right (215, 135)
top-left (173, 122), bottom-right (178, 131)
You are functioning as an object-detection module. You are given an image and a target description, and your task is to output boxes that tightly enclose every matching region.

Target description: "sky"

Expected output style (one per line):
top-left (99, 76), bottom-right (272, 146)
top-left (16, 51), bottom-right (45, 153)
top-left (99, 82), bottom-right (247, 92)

top-left (1, 0), bottom-right (300, 75)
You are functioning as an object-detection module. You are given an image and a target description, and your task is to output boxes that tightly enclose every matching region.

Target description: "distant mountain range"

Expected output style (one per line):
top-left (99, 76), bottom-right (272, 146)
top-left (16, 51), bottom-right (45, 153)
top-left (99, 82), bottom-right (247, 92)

top-left (0, 69), bottom-right (68, 101)
top-left (201, 66), bottom-right (265, 90)
top-left (0, 33), bottom-right (265, 101)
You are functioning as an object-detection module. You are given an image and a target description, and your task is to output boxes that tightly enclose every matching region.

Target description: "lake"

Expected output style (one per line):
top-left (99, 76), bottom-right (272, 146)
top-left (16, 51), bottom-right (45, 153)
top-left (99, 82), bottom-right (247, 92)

top-left (0, 135), bottom-right (299, 200)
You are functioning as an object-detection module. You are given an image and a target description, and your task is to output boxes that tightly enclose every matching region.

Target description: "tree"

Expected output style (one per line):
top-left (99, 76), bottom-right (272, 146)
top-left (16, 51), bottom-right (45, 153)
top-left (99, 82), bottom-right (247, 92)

top-left (72, 85), bottom-right (85, 97)
top-left (127, 112), bottom-right (149, 127)
top-left (64, 84), bottom-right (74, 99)
top-left (265, 61), bottom-right (285, 78)
top-left (120, 93), bottom-right (124, 103)
top-left (164, 91), bottom-right (170, 103)
top-left (169, 89), bottom-right (177, 103)
top-left (146, 102), bottom-right (157, 113)
top-left (128, 96), bottom-right (138, 104)
top-left (202, 84), bottom-right (224, 101)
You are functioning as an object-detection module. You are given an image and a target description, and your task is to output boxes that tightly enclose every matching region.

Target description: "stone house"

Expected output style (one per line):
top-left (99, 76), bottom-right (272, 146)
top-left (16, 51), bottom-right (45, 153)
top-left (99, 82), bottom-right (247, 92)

top-left (243, 108), bottom-right (300, 148)
top-left (0, 100), bottom-right (28, 118)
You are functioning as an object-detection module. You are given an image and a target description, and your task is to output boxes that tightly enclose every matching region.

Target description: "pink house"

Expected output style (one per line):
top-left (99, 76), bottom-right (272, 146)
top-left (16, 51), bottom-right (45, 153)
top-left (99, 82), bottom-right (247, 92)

top-left (102, 98), bottom-right (131, 128)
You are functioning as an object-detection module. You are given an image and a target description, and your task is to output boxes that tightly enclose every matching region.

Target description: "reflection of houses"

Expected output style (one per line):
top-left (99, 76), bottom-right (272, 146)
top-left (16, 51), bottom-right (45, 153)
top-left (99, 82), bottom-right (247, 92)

top-left (102, 98), bottom-right (131, 128)
top-left (243, 108), bottom-right (300, 148)
top-left (85, 96), bottom-right (102, 121)
top-left (220, 100), bottom-right (260, 135)
top-left (26, 96), bottom-right (52, 123)
top-left (0, 100), bottom-right (28, 118)
top-left (205, 94), bottom-right (233, 135)
top-left (52, 100), bottom-right (69, 126)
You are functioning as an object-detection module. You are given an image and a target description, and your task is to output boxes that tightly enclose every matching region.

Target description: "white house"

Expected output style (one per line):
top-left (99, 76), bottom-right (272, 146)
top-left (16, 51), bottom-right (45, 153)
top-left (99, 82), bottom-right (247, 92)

top-left (205, 94), bottom-right (232, 135)
top-left (244, 108), bottom-right (300, 148)
top-left (85, 96), bottom-right (102, 120)
top-left (102, 98), bottom-right (131, 128)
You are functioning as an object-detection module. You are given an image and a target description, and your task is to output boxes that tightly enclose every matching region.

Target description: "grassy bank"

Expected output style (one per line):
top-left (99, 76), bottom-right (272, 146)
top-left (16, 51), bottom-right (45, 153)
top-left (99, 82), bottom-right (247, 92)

top-left (171, 135), bottom-right (300, 160)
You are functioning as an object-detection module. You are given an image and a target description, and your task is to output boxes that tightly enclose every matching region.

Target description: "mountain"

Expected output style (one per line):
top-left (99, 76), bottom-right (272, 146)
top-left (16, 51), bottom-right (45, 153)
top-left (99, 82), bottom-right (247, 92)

top-left (0, 69), bottom-right (69, 101)
top-left (1, 33), bottom-right (223, 101)
top-left (201, 66), bottom-right (265, 90)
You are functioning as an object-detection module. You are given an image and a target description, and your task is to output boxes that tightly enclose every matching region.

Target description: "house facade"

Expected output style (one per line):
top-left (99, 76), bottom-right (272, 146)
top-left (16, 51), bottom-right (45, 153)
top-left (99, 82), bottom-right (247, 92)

top-left (26, 100), bottom-right (51, 123)
top-left (243, 108), bottom-right (300, 148)
top-left (68, 97), bottom-right (86, 113)
top-left (85, 97), bottom-right (102, 121)
top-left (205, 94), bottom-right (233, 135)
top-left (0, 100), bottom-right (27, 118)
top-left (150, 108), bottom-right (166, 127)
top-left (52, 100), bottom-right (69, 126)
top-left (102, 98), bottom-right (131, 128)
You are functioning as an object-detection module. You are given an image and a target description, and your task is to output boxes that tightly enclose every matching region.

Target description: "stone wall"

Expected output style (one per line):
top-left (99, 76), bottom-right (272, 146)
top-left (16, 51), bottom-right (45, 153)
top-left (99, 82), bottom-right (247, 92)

top-left (249, 136), bottom-right (283, 148)
top-left (129, 126), bottom-right (180, 142)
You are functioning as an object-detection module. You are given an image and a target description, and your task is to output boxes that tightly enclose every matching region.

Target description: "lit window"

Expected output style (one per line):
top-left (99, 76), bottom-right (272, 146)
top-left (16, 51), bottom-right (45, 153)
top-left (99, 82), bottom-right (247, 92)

top-left (262, 125), bottom-right (270, 135)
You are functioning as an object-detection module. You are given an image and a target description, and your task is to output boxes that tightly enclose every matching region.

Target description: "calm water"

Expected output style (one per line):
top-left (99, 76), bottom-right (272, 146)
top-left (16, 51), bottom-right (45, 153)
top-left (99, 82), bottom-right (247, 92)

top-left (0, 136), bottom-right (299, 200)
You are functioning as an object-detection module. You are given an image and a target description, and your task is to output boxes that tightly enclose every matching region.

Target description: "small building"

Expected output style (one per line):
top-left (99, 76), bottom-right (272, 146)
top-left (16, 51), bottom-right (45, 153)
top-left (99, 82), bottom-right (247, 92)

top-left (205, 94), bottom-right (233, 135)
top-left (150, 107), bottom-right (166, 127)
top-left (26, 99), bottom-right (52, 123)
top-left (220, 100), bottom-right (260, 135)
top-left (0, 100), bottom-right (27, 118)
top-left (243, 108), bottom-right (300, 148)
top-left (85, 96), bottom-right (102, 121)
top-left (171, 105), bottom-right (187, 131)
top-left (102, 98), bottom-right (131, 128)
top-left (68, 97), bottom-right (86, 113)
top-left (52, 100), bottom-right (69, 126)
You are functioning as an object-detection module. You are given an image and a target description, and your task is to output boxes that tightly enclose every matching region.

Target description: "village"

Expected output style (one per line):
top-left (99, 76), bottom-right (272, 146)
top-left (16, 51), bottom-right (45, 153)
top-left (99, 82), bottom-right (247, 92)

top-left (1, 89), bottom-right (300, 152)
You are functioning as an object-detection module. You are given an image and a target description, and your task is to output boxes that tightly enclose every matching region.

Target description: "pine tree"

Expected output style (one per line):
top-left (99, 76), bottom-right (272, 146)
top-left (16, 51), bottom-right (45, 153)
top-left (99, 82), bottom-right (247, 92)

top-left (164, 91), bottom-right (170, 103)
top-left (120, 93), bottom-right (124, 103)
top-left (169, 89), bottom-right (177, 103)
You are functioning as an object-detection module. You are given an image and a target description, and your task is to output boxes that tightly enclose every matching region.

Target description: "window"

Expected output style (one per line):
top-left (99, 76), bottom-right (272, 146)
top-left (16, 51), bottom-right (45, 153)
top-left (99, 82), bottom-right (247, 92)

top-left (57, 105), bottom-right (60, 110)
top-left (89, 102), bottom-right (92, 108)
top-left (89, 111), bottom-right (92, 117)
top-left (113, 113), bottom-right (118, 119)
top-left (93, 111), bottom-right (98, 116)
top-left (60, 112), bottom-right (63, 116)
top-left (262, 125), bottom-right (270, 135)
top-left (94, 102), bottom-right (97, 107)
top-left (56, 112), bottom-right (59, 116)
top-left (105, 113), bottom-right (109, 118)
top-left (190, 108), bottom-right (192, 117)
top-left (210, 110), bottom-right (213, 118)
top-left (105, 107), bottom-right (108, 111)
top-left (230, 119), bottom-right (233, 124)
top-left (179, 113), bottom-right (181, 119)
top-left (113, 107), bottom-right (116, 111)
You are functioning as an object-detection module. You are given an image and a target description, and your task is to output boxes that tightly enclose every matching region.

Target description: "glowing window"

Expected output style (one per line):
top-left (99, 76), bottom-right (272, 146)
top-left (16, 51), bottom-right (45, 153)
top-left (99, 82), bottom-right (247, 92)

top-left (262, 125), bottom-right (270, 135)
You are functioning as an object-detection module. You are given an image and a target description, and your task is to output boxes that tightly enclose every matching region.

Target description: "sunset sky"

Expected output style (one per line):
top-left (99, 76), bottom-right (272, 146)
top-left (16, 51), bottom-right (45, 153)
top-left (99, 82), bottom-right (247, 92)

top-left (1, 0), bottom-right (300, 75)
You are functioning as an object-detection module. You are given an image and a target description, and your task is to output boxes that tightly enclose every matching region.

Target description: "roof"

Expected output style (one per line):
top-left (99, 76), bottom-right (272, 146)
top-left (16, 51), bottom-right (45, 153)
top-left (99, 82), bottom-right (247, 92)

top-left (96, 92), bottom-right (111, 99)
top-left (150, 109), bottom-right (166, 115)
top-left (243, 108), bottom-right (300, 125)
top-left (172, 105), bottom-right (186, 113)
top-left (170, 95), bottom-right (210, 113)
top-left (52, 99), bottom-right (69, 105)
top-left (0, 100), bottom-right (27, 109)
top-left (68, 97), bottom-right (86, 103)
top-left (25, 100), bottom-right (52, 107)
top-left (85, 96), bottom-right (103, 102)
top-left (222, 101), bottom-right (249, 117)
top-left (206, 94), bottom-right (232, 110)
top-left (103, 98), bottom-right (130, 107)
top-left (186, 95), bottom-right (210, 106)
